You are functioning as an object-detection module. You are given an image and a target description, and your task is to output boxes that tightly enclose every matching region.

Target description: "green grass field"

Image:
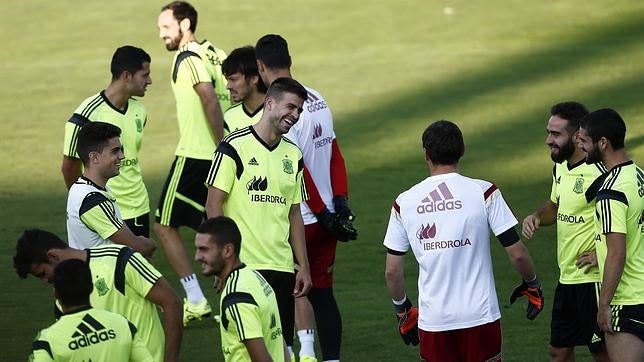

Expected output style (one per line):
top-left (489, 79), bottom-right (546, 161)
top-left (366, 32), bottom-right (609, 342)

top-left (2, 0), bottom-right (644, 360)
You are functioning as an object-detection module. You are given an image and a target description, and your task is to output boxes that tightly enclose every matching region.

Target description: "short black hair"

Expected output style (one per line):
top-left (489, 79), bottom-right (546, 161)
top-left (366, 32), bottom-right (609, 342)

top-left (222, 46), bottom-right (268, 93)
top-left (76, 122), bottom-right (122, 165)
top-left (54, 259), bottom-right (93, 307)
top-left (580, 108), bottom-right (626, 149)
top-left (255, 34), bottom-right (292, 70)
top-left (161, 1), bottom-right (197, 32)
top-left (422, 120), bottom-right (465, 165)
top-left (14, 229), bottom-right (68, 279)
top-left (550, 101), bottom-right (589, 132)
top-left (110, 46), bottom-right (151, 80)
top-left (266, 77), bottom-right (307, 103)
top-left (196, 217), bottom-right (242, 257)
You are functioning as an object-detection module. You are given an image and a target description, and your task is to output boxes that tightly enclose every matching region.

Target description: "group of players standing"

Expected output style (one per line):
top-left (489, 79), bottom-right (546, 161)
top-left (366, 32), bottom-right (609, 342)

top-left (383, 103), bottom-right (643, 361)
top-left (15, 1), bottom-right (357, 361)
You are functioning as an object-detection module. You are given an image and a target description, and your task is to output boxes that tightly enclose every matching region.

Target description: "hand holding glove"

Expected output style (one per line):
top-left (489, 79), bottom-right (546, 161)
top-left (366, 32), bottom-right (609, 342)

top-left (509, 278), bottom-right (544, 320)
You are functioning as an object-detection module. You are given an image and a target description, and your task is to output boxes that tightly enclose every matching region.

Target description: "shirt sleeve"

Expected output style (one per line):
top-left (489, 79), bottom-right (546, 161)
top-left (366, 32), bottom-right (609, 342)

top-left (383, 200), bottom-right (410, 253)
top-left (484, 184), bottom-right (519, 236)
top-left (549, 165), bottom-right (558, 204)
top-left (63, 113), bottom-right (90, 157)
top-left (125, 250), bottom-right (162, 298)
top-left (30, 330), bottom-right (53, 362)
top-left (205, 141), bottom-right (238, 192)
top-left (293, 157), bottom-right (307, 204)
top-left (177, 53), bottom-right (212, 86)
top-left (596, 189), bottom-right (629, 234)
top-left (222, 292), bottom-right (264, 341)
top-left (79, 192), bottom-right (123, 239)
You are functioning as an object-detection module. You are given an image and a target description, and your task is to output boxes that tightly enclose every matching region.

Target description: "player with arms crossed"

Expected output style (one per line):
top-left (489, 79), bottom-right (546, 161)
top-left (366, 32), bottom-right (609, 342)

top-left (205, 77), bottom-right (313, 361)
top-left (579, 108), bottom-right (644, 362)
top-left (523, 102), bottom-right (609, 361)
top-left (14, 229), bottom-right (183, 362)
top-left (384, 120), bottom-right (544, 361)
top-left (67, 122), bottom-right (155, 257)
top-left (195, 217), bottom-right (286, 362)
top-left (156, 0), bottom-right (231, 324)
top-left (255, 34), bottom-right (357, 362)
top-left (62, 45), bottom-right (153, 238)
top-left (222, 46), bottom-right (267, 136)
top-left (29, 259), bottom-right (154, 362)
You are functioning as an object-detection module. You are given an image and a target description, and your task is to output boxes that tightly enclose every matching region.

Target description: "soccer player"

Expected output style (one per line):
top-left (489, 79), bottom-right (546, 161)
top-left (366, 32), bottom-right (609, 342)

top-left (156, 0), bottom-right (231, 324)
top-left (384, 120), bottom-right (544, 361)
top-left (205, 77), bottom-right (313, 360)
top-left (578, 108), bottom-right (644, 361)
top-left (67, 121), bottom-right (156, 257)
top-left (222, 46), bottom-right (267, 136)
top-left (255, 34), bottom-right (358, 362)
top-left (194, 217), bottom-right (286, 361)
top-left (14, 229), bottom-right (183, 362)
top-left (29, 259), bottom-right (154, 362)
top-left (522, 102), bottom-right (609, 361)
top-left (61, 45), bottom-right (153, 238)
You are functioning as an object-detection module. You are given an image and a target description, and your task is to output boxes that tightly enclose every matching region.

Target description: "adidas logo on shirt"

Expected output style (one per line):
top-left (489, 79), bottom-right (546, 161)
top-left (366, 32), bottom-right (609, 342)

top-left (311, 124), bottom-right (323, 139)
top-left (416, 182), bottom-right (462, 214)
top-left (248, 157), bottom-right (259, 166)
top-left (68, 314), bottom-right (116, 350)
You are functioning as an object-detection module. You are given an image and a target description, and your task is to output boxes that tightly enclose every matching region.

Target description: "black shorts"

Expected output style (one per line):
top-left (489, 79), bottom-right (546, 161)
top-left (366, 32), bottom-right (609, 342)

top-left (258, 270), bottom-right (295, 347)
top-left (155, 156), bottom-right (209, 229)
top-left (123, 213), bottom-right (150, 238)
top-left (611, 304), bottom-right (644, 341)
top-left (550, 282), bottom-right (604, 352)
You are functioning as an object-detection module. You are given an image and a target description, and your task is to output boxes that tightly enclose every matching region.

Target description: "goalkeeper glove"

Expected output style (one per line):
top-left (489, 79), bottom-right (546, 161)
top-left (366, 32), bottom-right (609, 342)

top-left (334, 216), bottom-right (358, 242)
top-left (509, 278), bottom-right (544, 320)
top-left (314, 208), bottom-right (337, 235)
top-left (393, 297), bottom-right (419, 346)
top-left (333, 196), bottom-right (356, 222)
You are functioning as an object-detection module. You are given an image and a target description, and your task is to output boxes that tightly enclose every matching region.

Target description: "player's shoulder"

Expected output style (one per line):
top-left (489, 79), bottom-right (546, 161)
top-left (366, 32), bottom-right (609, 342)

top-left (224, 102), bottom-right (244, 117)
top-left (200, 39), bottom-right (226, 56)
top-left (89, 244), bottom-right (128, 258)
top-left (222, 126), bottom-right (254, 146)
top-left (72, 91), bottom-right (105, 116)
top-left (455, 174), bottom-right (499, 199)
top-left (280, 135), bottom-right (303, 155)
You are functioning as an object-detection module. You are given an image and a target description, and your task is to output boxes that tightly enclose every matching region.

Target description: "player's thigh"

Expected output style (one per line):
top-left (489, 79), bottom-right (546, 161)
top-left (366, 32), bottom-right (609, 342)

top-left (604, 331), bottom-right (644, 362)
top-left (304, 222), bottom-right (337, 289)
top-left (419, 329), bottom-right (458, 362)
top-left (458, 320), bottom-right (502, 362)
top-left (551, 283), bottom-right (593, 348)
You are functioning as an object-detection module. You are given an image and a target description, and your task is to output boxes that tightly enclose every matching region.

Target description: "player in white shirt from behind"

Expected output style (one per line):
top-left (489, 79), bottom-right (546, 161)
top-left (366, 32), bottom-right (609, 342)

top-left (384, 120), bottom-right (544, 362)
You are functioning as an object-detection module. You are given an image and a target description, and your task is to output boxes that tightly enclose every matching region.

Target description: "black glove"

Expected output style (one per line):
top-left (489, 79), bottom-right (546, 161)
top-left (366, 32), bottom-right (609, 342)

top-left (333, 196), bottom-right (356, 222)
top-left (334, 216), bottom-right (358, 242)
top-left (314, 208), bottom-right (337, 234)
top-left (509, 278), bottom-right (544, 320)
top-left (393, 297), bottom-right (419, 346)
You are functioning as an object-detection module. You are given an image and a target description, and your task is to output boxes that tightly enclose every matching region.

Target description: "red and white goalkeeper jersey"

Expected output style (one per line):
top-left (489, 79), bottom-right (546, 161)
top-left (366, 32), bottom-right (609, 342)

top-left (384, 173), bottom-right (518, 331)
top-left (285, 86), bottom-right (337, 225)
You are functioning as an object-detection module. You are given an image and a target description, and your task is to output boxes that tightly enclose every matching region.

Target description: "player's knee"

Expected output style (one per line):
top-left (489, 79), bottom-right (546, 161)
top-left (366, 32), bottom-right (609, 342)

top-left (548, 345), bottom-right (573, 361)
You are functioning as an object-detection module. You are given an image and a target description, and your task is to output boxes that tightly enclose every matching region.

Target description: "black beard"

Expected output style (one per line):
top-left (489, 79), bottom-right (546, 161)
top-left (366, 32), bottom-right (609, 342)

top-left (585, 146), bottom-right (602, 164)
top-left (550, 139), bottom-right (575, 163)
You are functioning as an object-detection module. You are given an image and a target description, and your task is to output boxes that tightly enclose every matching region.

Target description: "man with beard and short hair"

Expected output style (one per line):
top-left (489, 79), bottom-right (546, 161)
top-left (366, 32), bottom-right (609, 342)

top-left (194, 217), bottom-right (286, 361)
top-left (523, 102), bottom-right (609, 362)
top-left (155, 1), bottom-right (231, 325)
top-left (578, 108), bottom-right (644, 362)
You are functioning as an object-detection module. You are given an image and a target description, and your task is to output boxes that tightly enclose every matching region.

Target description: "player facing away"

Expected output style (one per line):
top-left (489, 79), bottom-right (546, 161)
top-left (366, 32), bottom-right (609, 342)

top-left (29, 259), bottom-right (154, 362)
top-left (156, 0), bottom-right (231, 325)
top-left (194, 217), bottom-right (287, 362)
top-left (205, 77), bottom-right (313, 360)
top-left (61, 45), bottom-right (153, 238)
top-left (66, 121), bottom-right (156, 257)
top-left (522, 102), bottom-right (609, 362)
top-left (578, 109), bottom-right (644, 362)
top-left (221, 46), bottom-right (267, 136)
top-left (384, 120), bottom-right (544, 362)
top-left (255, 33), bottom-right (358, 362)
top-left (14, 229), bottom-right (183, 362)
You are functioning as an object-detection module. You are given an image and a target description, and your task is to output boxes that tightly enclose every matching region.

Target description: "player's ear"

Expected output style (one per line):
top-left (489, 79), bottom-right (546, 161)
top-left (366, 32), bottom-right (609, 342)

top-left (179, 18), bottom-right (191, 33)
top-left (46, 249), bottom-right (61, 263)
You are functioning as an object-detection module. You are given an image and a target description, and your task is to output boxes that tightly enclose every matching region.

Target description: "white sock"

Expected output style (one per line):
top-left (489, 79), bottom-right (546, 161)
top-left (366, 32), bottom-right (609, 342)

top-left (297, 329), bottom-right (315, 357)
top-left (180, 273), bottom-right (205, 304)
top-left (288, 346), bottom-right (294, 360)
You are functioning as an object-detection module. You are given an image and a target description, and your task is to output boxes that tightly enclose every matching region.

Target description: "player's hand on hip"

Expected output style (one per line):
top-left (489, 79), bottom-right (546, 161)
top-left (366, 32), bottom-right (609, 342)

top-left (597, 305), bottom-right (614, 333)
top-left (575, 250), bottom-right (598, 273)
top-left (521, 214), bottom-right (540, 239)
top-left (293, 268), bottom-right (312, 298)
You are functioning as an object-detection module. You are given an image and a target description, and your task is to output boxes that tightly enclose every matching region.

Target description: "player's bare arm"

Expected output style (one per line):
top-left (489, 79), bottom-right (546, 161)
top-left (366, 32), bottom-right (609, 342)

top-left (289, 203), bottom-right (311, 297)
top-left (145, 277), bottom-right (183, 362)
top-left (242, 338), bottom-right (273, 362)
top-left (110, 226), bottom-right (157, 258)
top-left (597, 232), bottom-right (627, 333)
top-left (504, 240), bottom-right (537, 281)
top-left (194, 82), bottom-right (224, 144)
top-left (205, 186), bottom-right (227, 219)
top-left (61, 156), bottom-right (82, 190)
top-left (522, 200), bottom-right (558, 239)
top-left (384, 253), bottom-right (406, 301)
